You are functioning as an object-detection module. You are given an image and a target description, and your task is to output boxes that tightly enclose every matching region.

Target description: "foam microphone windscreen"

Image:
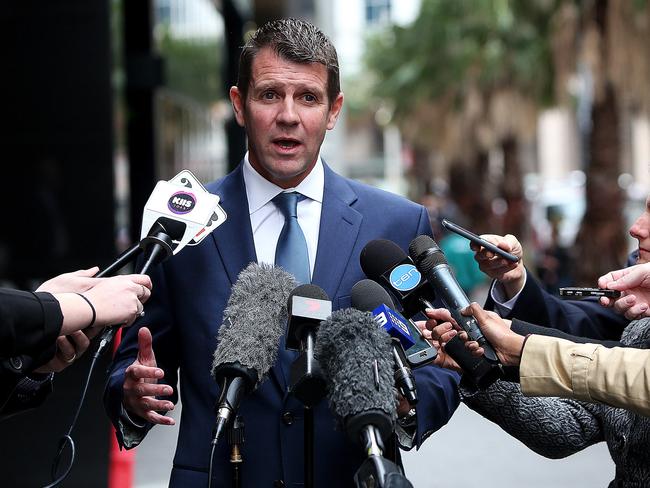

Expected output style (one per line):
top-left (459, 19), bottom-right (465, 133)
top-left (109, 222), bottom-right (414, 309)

top-left (316, 308), bottom-right (397, 441)
top-left (350, 279), bottom-right (396, 312)
top-left (212, 262), bottom-right (296, 387)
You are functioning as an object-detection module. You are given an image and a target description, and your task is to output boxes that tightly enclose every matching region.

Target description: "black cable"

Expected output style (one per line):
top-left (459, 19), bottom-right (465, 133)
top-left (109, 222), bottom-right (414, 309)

top-left (208, 438), bottom-right (218, 488)
top-left (41, 342), bottom-right (103, 488)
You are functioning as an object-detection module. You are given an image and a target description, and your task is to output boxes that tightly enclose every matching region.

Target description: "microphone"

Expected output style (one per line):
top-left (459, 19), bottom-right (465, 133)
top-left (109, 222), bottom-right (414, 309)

top-left (360, 239), bottom-right (502, 390)
top-left (140, 178), bottom-right (226, 256)
top-left (316, 308), bottom-right (412, 488)
top-left (210, 262), bottom-right (297, 445)
top-left (285, 284), bottom-right (332, 407)
top-left (408, 235), bottom-right (500, 363)
top-left (94, 173), bottom-right (228, 354)
top-left (351, 279), bottom-right (418, 406)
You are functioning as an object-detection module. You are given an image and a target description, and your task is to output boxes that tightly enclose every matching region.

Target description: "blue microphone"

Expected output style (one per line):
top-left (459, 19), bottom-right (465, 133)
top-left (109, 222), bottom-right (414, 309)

top-left (371, 304), bottom-right (415, 350)
top-left (351, 279), bottom-right (419, 406)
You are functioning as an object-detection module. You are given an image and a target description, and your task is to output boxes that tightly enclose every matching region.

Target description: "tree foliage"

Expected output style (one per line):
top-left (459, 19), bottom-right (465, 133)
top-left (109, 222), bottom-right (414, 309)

top-left (365, 0), bottom-right (559, 123)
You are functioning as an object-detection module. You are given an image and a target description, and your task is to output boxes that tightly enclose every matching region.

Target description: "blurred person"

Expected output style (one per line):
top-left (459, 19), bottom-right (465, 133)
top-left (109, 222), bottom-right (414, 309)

top-left (1, 267), bottom-right (152, 419)
top-left (425, 302), bottom-right (650, 487)
top-left (438, 214), bottom-right (487, 298)
top-left (103, 19), bottom-right (460, 488)
top-left (535, 207), bottom-right (574, 293)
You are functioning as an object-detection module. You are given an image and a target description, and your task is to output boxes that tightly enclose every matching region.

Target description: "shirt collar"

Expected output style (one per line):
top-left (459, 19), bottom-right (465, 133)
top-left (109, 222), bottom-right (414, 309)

top-left (243, 152), bottom-right (324, 214)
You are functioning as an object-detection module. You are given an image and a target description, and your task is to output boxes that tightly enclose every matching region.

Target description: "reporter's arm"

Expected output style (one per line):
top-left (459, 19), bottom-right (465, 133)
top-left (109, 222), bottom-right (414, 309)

top-left (0, 289), bottom-right (62, 359)
top-left (520, 335), bottom-right (650, 417)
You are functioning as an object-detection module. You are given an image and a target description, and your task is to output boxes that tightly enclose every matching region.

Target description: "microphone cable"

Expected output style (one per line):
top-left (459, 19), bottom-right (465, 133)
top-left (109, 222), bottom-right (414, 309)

top-left (41, 335), bottom-right (107, 488)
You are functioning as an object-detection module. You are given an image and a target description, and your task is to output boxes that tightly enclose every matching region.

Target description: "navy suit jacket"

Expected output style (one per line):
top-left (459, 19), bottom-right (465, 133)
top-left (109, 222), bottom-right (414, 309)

top-left (485, 268), bottom-right (629, 341)
top-left (104, 163), bottom-right (460, 488)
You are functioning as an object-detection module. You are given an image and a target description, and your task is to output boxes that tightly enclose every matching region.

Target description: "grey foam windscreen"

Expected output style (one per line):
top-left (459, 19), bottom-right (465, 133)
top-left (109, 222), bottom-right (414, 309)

top-left (211, 262), bottom-right (297, 387)
top-left (316, 308), bottom-right (397, 426)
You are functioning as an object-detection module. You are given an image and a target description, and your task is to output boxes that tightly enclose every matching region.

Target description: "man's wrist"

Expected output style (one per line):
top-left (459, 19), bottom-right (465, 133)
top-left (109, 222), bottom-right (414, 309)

top-left (502, 274), bottom-right (526, 300)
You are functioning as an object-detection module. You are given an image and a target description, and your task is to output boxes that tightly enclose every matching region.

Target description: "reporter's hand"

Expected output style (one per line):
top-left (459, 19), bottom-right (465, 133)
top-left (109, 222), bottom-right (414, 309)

top-left (462, 303), bottom-right (523, 366)
top-left (56, 274), bottom-right (152, 336)
top-left (598, 263), bottom-right (650, 320)
top-left (35, 331), bottom-right (90, 373)
top-left (122, 327), bottom-right (175, 425)
top-left (472, 234), bottom-right (525, 299)
top-left (419, 308), bottom-right (464, 372)
top-left (83, 274), bottom-right (152, 327)
top-left (36, 267), bottom-right (100, 294)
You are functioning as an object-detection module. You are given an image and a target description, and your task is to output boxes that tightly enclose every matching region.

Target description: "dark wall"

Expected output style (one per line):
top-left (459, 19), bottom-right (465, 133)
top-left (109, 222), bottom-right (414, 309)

top-left (0, 1), bottom-right (114, 486)
top-left (1, 1), bottom-right (115, 285)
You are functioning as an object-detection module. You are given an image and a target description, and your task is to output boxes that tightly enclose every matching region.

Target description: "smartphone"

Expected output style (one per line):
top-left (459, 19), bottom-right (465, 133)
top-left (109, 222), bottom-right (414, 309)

top-left (441, 219), bottom-right (520, 263)
top-left (559, 287), bottom-right (621, 299)
top-left (404, 319), bottom-right (438, 368)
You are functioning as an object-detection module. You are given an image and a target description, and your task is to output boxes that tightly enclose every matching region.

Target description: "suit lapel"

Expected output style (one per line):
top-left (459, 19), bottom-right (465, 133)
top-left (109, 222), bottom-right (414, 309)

top-left (312, 164), bottom-right (362, 301)
top-left (209, 164), bottom-right (257, 285)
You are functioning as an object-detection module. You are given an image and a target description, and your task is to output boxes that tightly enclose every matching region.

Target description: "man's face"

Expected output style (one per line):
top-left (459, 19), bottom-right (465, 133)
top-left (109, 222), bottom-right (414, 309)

top-left (229, 47), bottom-right (344, 189)
top-left (629, 195), bottom-right (650, 264)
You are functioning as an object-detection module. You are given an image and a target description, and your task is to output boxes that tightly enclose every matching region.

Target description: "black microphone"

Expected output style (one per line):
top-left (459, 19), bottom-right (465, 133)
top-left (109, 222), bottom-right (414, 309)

top-left (316, 308), bottom-right (413, 488)
top-left (210, 262), bottom-right (297, 445)
top-left (360, 239), bottom-right (502, 390)
top-left (285, 284), bottom-right (332, 407)
top-left (351, 279), bottom-right (418, 406)
top-left (408, 235), bottom-right (500, 363)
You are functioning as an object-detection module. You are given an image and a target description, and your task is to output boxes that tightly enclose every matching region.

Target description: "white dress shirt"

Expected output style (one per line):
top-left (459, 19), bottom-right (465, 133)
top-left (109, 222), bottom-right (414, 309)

top-left (489, 272), bottom-right (528, 316)
top-left (242, 153), bottom-right (323, 279)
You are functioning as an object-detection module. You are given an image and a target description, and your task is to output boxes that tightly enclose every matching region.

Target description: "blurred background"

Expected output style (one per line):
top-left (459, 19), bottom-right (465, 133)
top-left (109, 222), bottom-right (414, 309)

top-left (0, 0), bottom-right (648, 486)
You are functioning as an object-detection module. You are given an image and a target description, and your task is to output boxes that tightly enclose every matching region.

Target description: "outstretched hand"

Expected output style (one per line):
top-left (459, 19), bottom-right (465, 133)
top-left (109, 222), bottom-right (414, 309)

top-left (122, 327), bottom-right (175, 425)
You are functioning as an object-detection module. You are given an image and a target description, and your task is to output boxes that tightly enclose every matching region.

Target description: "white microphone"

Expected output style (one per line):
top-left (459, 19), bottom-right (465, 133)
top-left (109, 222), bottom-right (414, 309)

top-left (140, 176), bottom-right (226, 256)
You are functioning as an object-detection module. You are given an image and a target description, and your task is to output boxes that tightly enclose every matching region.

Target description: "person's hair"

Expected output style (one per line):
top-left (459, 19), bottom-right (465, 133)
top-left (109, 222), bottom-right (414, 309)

top-left (237, 18), bottom-right (340, 106)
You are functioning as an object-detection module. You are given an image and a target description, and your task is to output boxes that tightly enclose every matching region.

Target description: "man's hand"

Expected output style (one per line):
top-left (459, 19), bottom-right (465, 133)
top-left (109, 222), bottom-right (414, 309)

top-left (598, 263), bottom-right (650, 320)
top-left (34, 331), bottom-right (90, 373)
top-left (122, 327), bottom-right (175, 425)
top-left (472, 234), bottom-right (525, 300)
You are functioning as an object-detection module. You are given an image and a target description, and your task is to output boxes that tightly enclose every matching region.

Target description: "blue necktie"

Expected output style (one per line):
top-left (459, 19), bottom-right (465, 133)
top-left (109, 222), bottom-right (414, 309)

top-left (273, 191), bottom-right (310, 284)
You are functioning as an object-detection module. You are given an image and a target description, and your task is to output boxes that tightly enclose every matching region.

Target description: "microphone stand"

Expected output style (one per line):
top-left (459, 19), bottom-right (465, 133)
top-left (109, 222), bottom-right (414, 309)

top-left (289, 330), bottom-right (326, 488)
top-left (228, 416), bottom-right (245, 488)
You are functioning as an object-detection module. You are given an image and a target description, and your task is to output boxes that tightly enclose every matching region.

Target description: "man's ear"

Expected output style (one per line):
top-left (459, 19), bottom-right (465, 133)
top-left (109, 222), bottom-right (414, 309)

top-left (229, 86), bottom-right (246, 127)
top-left (326, 92), bottom-right (344, 130)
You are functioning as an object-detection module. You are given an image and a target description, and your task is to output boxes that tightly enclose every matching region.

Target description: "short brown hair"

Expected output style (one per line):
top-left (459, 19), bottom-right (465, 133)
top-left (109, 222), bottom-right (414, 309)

top-left (237, 18), bottom-right (340, 106)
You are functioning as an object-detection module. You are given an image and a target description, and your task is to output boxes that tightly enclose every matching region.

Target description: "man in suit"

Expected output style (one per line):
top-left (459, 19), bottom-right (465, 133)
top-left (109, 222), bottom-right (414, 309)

top-left (469, 194), bottom-right (650, 340)
top-left (104, 19), bottom-right (460, 487)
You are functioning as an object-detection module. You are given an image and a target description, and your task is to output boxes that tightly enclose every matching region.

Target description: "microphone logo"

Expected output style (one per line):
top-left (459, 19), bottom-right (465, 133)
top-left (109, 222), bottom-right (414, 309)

top-left (374, 312), bottom-right (388, 327)
top-left (389, 264), bottom-right (421, 291)
top-left (306, 299), bottom-right (323, 312)
top-left (167, 191), bottom-right (196, 214)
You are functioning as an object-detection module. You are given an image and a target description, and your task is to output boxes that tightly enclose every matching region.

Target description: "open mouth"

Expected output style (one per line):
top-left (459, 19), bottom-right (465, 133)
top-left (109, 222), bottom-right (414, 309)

top-left (273, 138), bottom-right (300, 150)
